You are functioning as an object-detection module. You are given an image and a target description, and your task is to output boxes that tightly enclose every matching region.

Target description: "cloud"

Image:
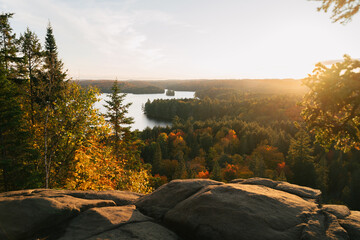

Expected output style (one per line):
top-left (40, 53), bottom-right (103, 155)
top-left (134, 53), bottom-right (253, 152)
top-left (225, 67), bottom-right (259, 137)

top-left (54, 1), bottom-right (167, 63)
top-left (1, 0), bottom-right (191, 78)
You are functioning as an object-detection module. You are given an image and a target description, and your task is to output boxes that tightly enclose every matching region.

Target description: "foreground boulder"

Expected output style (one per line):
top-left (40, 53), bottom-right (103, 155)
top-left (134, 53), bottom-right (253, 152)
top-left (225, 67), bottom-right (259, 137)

top-left (136, 179), bottom-right (223, 220)
top-left (1, 178), bottom-right (359, 239)
top-left (164, 184), bottom-right (317, 239)
top-left (0, 189), bottom-right (177, 240)
top-left (338, 211), bottom-right (360, 239)
top-left (136, 178), bottom-right (358, 240)
top-left (58, 205), bottom-right (178, 240)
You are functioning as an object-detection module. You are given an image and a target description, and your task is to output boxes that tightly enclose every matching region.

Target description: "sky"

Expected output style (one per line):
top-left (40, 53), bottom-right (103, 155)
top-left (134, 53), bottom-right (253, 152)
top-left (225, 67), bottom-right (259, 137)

top-left (1, 0), bottom-right (360, 80)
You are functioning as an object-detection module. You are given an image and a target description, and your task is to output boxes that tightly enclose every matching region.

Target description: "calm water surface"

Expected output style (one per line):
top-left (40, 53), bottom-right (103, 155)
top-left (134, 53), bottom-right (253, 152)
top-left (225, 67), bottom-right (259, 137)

top-left (95, 90), bottom-right (195, 130)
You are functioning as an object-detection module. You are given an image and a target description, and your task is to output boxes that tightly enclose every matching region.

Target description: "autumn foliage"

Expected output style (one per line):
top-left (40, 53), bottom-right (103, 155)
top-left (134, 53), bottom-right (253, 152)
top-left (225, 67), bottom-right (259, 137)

top-left (197, 170), bottom-right (210, 179)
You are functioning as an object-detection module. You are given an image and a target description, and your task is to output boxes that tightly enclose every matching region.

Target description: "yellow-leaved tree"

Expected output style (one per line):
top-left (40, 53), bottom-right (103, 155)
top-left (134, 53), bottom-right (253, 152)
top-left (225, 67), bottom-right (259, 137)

top-left (65, 80), bottom-right (153, 193)
top-left (65, 114), bottom-right (153, 193)
top-left (67, 134), bottom-right (125, 190)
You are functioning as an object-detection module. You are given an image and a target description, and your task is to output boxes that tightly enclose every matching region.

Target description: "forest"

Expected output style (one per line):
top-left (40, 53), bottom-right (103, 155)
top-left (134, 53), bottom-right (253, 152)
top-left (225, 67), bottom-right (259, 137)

top-left (1, 7), bottom-right (360, 212)
top-left (141, 81), bottom-right (360, 210)
top-left (0, 13), bottom-right (153, 194)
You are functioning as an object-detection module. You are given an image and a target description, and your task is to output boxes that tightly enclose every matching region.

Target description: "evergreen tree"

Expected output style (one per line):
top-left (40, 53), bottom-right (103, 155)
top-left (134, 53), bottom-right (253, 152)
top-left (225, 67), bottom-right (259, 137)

top-left (210, 160), bottom-right (222, 181)
top-left (287, 129), bottom-right (317, 187)
top-left (0, 13), bottom-right (21, 83)
top-left (152, 142), bottom-right (162, 174)
top-left (34, 23), bottom-right (67, 188)
top-left (249, 152), bottom-right (265, 177)
top-left (240, 135), bottom-right (249, 155)
top-left (206, 147), bottom-right (217, 170)
top-left (157, 132), bottom-right (169, 159)
top-left (173, 158), bottom-right (187, 179)
top-left (18, 27), bottom-right (42, 125)
top-left (104, 80), bottom-right (133, 158)
top-left (0, 13), bottom-right (39, 191)
top-left (288, 129), bottom-right (313, 163)
top-left (0, 62), bottom-right (38, 191)
top-left (199, 132), bottom-right (213, 153)
top-left (37, 23), bottom-right (66, 105)
top-left (316, 153), bottom-right (329, 195)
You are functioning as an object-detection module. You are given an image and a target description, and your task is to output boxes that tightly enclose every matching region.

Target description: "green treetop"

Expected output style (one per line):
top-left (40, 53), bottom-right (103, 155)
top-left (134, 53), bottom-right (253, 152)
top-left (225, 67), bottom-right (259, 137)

top-left (19, 27), bottom-right (43, 125)
top-left (104, 80), bottom-right (134, 157)
top-left (0, 13), bottom-right (22, 84)
top-left (38, 23), bottom-right (66, 105)
top-left (287, 129), bottom-right (317, 187)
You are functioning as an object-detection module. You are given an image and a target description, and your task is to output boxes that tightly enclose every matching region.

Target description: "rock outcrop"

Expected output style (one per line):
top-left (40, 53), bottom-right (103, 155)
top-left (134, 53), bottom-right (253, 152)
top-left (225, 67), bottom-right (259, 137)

top-left (0, 189), bottom-right (177, 240)
top-left (0, 178), bottom-right (359, 240)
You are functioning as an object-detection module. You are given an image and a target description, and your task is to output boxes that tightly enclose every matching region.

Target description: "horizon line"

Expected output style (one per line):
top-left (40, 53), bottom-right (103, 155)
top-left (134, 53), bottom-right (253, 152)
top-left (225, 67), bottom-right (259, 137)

top-left (72, 78), bottom-right (302, 81)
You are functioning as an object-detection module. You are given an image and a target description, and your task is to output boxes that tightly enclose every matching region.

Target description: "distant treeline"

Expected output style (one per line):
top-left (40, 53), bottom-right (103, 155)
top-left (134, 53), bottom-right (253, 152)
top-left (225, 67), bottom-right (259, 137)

top-left (151, 79), bottom-right (308, 94)
top-left (76, 80), bottom-right (165, 94)
top-left (75, 79), bottom-right (308, 95)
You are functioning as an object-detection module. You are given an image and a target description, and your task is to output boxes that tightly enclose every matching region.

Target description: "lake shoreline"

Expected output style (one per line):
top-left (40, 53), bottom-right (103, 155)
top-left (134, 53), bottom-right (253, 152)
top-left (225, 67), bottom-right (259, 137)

top-left (95, 90), bottom-right (195, 131)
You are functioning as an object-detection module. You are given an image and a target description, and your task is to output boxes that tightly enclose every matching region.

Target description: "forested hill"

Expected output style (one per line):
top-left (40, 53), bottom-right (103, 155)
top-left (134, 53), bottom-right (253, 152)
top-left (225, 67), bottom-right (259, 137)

top-left (75, 80), bottom-right (165, 94)
top-left (75, 79), bottom-right (308, 95)
top-left (152, 79), bottom-right (308, 94)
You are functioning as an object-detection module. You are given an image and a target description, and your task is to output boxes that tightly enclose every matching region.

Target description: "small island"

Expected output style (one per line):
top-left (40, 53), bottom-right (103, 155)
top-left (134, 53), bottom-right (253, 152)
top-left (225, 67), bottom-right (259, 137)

top-left (166, 89), bottom-right (175, 96)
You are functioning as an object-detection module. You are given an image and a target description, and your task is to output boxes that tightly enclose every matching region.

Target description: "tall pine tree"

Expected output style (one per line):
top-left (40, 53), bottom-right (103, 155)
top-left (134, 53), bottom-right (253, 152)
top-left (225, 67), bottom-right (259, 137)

top-left (104, 80), bottom-right (134, 160)
top-left (37, 23), bottom-right (66, 105)
top-left (0, 13), bottom-right (19, 82)
top-left (36, 23), bottom-right (67, 188)
top-left (19, 27), bottom-right (43, 125)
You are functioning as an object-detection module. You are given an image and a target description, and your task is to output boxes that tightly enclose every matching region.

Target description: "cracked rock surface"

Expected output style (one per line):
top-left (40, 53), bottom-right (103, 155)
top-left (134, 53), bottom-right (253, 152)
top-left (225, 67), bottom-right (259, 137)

top-left (1, 178), bottom-right (360, 239)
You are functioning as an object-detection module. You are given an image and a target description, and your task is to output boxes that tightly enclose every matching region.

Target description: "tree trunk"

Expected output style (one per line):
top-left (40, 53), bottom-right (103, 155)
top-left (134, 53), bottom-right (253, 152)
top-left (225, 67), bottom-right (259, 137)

top-left (44, 108), bottom-right (49, 189)
top-left (29, 64), bottom-right (35, 125)
top-left (0, 133), bottom-right (8, 191)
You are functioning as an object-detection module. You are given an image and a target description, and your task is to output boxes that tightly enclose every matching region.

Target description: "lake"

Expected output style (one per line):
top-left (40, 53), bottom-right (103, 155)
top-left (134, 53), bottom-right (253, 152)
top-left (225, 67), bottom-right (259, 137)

top-left (94, 90), bottom-right (195, 130)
